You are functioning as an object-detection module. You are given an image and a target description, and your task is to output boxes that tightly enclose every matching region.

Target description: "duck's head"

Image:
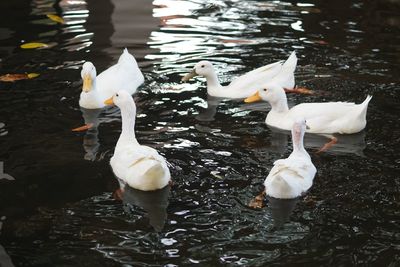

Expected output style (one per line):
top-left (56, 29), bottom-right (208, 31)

top-left (292, 117), bottom-right (308, 135)
top-left (244, 83), bottom-right (285, 104)
top-left (181, 61), bottom-right (214, 82)
top-left (291, 117), bottom-right (309, 149)
top-left (81, 62), bottom-right (97, 93)
top-left (104, 90), bottom-right (135, 110)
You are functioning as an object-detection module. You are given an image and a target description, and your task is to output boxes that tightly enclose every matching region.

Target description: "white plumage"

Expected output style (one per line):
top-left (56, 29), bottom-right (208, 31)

top-left (181, 51), bottom-right (297, 99)
top-left (79, 48), bottom-right (144, 109)
top-left (245, 83), bottom-right (372, 134)
top-left (105, 91), bottom-right (171, 191)
top-left (264, 118), bottom-right (316, 199)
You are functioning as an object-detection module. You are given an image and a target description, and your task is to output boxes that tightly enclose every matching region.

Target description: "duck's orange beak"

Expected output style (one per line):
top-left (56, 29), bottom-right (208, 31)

top-left (104, 96), bottom-right (114, 105)
top-left (244, 91), bottom-right (261, 103)
top-left (82, 74), bottom-right (92, 92)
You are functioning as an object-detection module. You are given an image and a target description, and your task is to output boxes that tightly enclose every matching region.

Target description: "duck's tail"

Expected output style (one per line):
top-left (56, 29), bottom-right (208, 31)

top-left (271, 51), bottom-right (297, 89)
top-left (118, 47), bottom-right (137, 65)
top-left (357, 95), bottom-right (372, 120)
top-left (142, 160), bottom-right (165, 181)
top-left (268, 175), bottom-right (295, 199)
top-left (282, 51), bottom-right (297, 74)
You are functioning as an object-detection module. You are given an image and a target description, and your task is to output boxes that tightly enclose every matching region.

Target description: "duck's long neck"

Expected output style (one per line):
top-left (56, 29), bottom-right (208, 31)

top-left (291, 128), bottom-right (306, 155)
top-left (270, 90), bottom-right (289, 113)
top-left (205, 70), bottom-right (223, 93)
top-left (116, 103), bottom-right (139, 148)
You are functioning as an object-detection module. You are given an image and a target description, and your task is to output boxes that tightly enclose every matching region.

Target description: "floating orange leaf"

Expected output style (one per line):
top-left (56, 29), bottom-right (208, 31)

top-left (0, 73), bottom-right (40, 82)
top-left (20, 42), bottom-right (48, 49)
top-left (27, 73), bottom-right (40, 79)
top-left (46, 14), bottom-right (65, 24)
top-left (72, 123), bottom-right (94, 132)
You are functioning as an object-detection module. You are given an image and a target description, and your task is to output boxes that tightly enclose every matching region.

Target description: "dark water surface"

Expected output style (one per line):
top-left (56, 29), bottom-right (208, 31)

top-left (1, 0), bottom-right (400, 266)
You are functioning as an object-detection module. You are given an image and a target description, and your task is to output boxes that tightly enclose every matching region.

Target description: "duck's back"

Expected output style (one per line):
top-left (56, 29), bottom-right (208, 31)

top-left (265, 156), bottom-right (315, 199)
top-left (111, 144), bottom-right (170, 191)
top-left (290, 101), bottom-right (369, 134)
top-left (97, 49), bottom-right (144, 98)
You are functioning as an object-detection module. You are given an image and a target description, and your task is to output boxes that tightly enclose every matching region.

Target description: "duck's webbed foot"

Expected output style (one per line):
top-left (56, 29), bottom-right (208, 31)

top-left (112, 187), bottom-right (124, 201)
top-left (316, 137), bottom-right (338, 154)
top-left (284, 86), bottom-right (314, 95)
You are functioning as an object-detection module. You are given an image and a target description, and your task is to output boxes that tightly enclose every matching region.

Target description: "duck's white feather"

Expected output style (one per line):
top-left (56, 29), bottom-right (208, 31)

top-left (109, 91), bottom-right (171, 191)
top-left (79, 49), bottom-right (144, 109)
top-left (111, 145), bottom-right (170, 191)
top-left (264, 119), bottom-right (316, 199)
top-left (226, 60), bottom-right (284, 97)
top-left (261, 84), bottom-right (372, 134)
top-left (187, 51), bottom-right (297, 99)
top-left (268, 51), bottom-right (297, 90)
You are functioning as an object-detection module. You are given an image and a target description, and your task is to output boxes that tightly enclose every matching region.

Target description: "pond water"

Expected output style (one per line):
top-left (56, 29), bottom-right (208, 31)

top-left (0, 0), bottom-right (400, 266)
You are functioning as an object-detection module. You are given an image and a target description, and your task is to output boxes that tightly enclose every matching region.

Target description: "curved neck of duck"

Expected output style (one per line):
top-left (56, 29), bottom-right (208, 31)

top-left (117, 104), bottom-right (138, 147)
top-left (205, 70), bottom-right (222, 93)
top-left (291, 128), bottom-right (306, 154)
top-left (270, 91), bottom-right (289, 113)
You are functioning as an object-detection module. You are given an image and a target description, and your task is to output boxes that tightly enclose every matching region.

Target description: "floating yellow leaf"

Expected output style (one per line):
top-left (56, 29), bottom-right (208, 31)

top-left (0, 73), bottom-right (40, 82)
top-left (20, 42), bottom-right (48, 49)
top-left (46, 14), bottom-right (65, 24)
top-left (27, 73), bottom-right (40, 79)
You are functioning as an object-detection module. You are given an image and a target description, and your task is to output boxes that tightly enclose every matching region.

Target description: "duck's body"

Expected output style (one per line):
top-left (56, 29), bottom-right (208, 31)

top-left (264, 118), bottom-right (316, 199)
top-left (79, 48), bottom-right (144, 109)
top-left (245, 84), bottom-right (372, 134)
top-left (106, 91), bottom-right (171, 191)
top-left (182, 51), bottom-right (297, 99)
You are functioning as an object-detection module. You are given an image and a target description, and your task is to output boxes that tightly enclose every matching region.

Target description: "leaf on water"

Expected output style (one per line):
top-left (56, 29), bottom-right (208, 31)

top-left (0, 73), bottom-right (40, 82)
top-left (20, 42), bottom-right (48, 49)
top-left (27, 73), bottom-right (40, 79)
top-left (46, 14), bottom-right (65, 24)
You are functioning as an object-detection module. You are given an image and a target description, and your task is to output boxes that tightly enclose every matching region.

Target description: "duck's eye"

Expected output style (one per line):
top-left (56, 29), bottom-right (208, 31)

top-left (263, 88), bottom-right (267, 92)
top-left (201, 65), bottom-right (205, 68)
top-left (116, 93), bottom-right (119, 97)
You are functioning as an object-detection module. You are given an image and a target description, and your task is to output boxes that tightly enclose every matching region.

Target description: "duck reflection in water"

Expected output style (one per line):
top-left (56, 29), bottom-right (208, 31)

top-left (0, 216), bottom-right (14, 267)
top-left (113, 182), bottom-right (170, 232)
top-left (195, 95), bottom-right (222, 122)
top-left (76, 108), bottom-right (102, 161)
top-left (266, 196), bottom-right (299, 228)
top-left (269, 126), bottom-right (367, 156)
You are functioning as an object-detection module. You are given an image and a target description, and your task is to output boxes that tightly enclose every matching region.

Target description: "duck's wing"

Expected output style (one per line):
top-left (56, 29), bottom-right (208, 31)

top-left (120, 145), bottom-right (165, 167)
top-left (290, 102), bottom-right (359, 133)
top-left (96, 49), bottom-right (144, 96)
top-left (228, 60), bottom-right (283, 90)
top-left (269, 158), bottom-right (312, 178)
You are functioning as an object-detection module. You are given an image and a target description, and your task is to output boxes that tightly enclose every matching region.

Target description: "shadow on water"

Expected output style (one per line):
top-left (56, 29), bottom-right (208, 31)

top-left (120, 185), bottom-right (170, 233)
top-left (0, 0), bottom-right (400, 265)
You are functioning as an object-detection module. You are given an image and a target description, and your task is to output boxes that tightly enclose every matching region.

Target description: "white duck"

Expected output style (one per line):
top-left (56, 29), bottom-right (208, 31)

top-left (79, 48), bottom-right (144, 109)
top-left (104, 91), bottom-right (171, 191)
top-left (181, 51), bottom-right (297, 98)
top-left (245, 83), bottom-right (372, 134)
top-left (264, 118), bottom-right (317, 199)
